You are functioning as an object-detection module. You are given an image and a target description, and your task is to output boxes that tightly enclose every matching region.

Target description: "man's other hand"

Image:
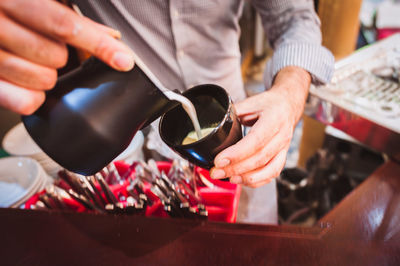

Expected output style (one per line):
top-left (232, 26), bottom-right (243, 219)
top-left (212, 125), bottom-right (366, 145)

top-left (0, 0), bottom-right (134, 115)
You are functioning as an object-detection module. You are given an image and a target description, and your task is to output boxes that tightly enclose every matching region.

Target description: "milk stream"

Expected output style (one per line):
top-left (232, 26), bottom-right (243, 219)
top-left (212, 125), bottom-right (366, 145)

top-left (163, 91), bottom-right (202, 140)
top-left (126, 51), bottom-right (203, 140)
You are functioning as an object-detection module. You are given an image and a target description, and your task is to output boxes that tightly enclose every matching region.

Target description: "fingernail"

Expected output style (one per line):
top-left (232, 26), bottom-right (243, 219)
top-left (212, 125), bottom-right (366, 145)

top-left (112, 51), bottom-right (134, 71)
top-left (230, 176), bottom-right (242, 184)
top-left (215, 158), bottom-right (230, 168)
top-left (210, 169), bottom-right (226, 179)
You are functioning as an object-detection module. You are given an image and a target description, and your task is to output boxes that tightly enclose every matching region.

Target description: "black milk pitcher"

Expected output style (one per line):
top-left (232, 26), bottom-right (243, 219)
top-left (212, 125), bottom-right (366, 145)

top-left (22, 57), bottom-right (178, 176)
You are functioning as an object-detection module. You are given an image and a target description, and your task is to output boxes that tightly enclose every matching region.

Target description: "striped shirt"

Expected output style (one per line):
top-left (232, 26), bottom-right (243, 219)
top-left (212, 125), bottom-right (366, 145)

top-left (72, 0), bottom-right (334, 102)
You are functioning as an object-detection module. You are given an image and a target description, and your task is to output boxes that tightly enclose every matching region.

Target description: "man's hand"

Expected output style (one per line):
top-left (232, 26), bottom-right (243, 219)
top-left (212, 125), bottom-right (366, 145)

top-left (210, 66), bottom-right (311, 187)
top-left (0, 0), bottom-right (134, 115)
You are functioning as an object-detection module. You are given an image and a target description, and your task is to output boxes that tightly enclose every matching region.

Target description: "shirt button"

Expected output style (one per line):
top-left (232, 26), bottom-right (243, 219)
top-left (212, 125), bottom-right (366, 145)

top-left (172, 9), bottom-right (179, 19)
top-left (177, 50), bottom-right (185, 58)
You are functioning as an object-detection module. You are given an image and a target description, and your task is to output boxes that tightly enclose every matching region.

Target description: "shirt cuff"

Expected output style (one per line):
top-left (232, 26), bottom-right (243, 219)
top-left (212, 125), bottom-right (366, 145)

top-left (265, 42), bottom-right (335, 88)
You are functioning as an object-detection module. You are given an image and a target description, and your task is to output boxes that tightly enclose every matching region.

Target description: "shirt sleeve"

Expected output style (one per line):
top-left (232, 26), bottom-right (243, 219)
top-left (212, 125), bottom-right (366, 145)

top-left (250, 0), bottom-right (335, 88)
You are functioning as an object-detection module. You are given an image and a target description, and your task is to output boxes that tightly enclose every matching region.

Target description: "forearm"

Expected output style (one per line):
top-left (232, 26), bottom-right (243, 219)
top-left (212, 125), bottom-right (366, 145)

top-left (251, 0), bottom-right (322, 47)
top-left (251, 0), bottom-right (334, 86)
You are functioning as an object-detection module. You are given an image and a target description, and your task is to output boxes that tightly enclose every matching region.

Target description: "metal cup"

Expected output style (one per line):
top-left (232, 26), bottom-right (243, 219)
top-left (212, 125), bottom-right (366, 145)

top-left (159, 84), bottom-right (243, 169)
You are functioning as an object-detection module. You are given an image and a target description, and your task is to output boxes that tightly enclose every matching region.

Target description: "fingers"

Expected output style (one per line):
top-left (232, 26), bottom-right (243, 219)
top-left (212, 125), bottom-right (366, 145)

top-left (0, 0), bottom-right (133, 115)
top-left (0, 13), bottom-right (68, 69)
top-left (2, 0), bottom-right (134, 71)
top-left (219, 131), bottom-right (288, 178)
top-left (210, 125), bottom-right (292, 180)
top-left (232, 148), bottom-right (288, 188)
top-left (0, 47), bottom-right (58, 90)
top-left (0, 79), bottom-right (45, 115)
top-left (234, 92), bottom-right (266, 117)
top-left (214, 115), bottom-right (279, 167)
top-left (210, 97), bottom-right (293, 188)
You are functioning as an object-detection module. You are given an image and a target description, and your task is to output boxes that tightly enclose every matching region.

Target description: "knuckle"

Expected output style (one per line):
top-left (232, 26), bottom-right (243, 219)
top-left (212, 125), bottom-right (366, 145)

top-left (283, 130), bottom-right (293, 143)
top-left (52, 10), bottom-right (76, 40)
top-left (253, 133), bottom-right (265, 146)
top-left (248, 183), bottom-right (262, 188)
top-left (0, 0), bottom-right (11, 9)
top-left (243, 176), bottom-right (261, 188)
top-left (247, 176), bottom-right (260, 185)
top-left (29, 67), bottom-right (57, 90)
top-left (52, 44), bottom-right (68, 68)
top-left (226, 165), bottom-right (240, 177)
top-left (0, 14), bottom-right (9, 39)
top-left (36, 42), bottom-right (68, 69)
top-left (39, 69), bottom-right (57, 89)
top-left (243, 174), bottom-right (256, 185)
top-left (254, 153), bottom-right (268, 169)
top-left (93, 34), bottom-right (114, 60)
top-left (271, 168), bottom-right (283, 179)
top-left (18, 92), bottom-right (45, 115)
top-left (229, 160), bottom-right (255, 177)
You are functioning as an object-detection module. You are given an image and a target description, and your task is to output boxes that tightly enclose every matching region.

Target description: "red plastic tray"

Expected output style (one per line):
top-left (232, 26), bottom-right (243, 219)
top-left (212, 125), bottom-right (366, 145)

top-left (25, 161), bottom-right (241, 223)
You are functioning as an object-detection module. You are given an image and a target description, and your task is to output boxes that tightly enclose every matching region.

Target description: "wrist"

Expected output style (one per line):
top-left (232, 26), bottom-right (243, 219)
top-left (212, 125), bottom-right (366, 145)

top-left (270, 66), bottom-right (311, 122)
top-left (272, 66), bottom-right (311, 92)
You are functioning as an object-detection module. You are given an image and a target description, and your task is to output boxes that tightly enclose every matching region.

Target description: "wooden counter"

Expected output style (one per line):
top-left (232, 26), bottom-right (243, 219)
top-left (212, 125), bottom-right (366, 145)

top-left (1, 161), bottom-right (399, 265)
